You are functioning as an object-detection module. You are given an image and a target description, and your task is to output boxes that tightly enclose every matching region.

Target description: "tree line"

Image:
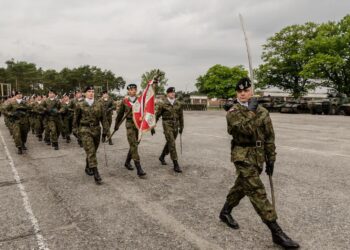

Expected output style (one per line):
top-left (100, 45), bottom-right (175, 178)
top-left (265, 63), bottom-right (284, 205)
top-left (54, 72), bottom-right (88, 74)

top-left (196, 14), bottom-right (350, 98)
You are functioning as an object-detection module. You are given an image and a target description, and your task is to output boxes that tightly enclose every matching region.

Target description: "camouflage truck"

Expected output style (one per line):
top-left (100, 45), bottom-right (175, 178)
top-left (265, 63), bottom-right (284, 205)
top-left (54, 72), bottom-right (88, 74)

top-left (258, 96), bottom-right (285, 112)
top-left (308, 93), bottom-right (349, 115)
top-left (338, 103), bottom-right (350, 116)
top-left (280, 99), bottom-right (309, 114)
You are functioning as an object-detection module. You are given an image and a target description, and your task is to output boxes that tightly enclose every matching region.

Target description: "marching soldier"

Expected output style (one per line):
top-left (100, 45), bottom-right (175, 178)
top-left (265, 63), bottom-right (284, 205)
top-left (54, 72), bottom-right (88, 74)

top-left (4, 91), bottom-right (30, 154)
top-left (219, 78), bottom-right (299, 249)
top-left (32, 95), bottom-right (45, 141)
top-left (73, 85), bottom-right (109, 185)
top-left (155, 87), bottom-right (184, 173)
top-left (42, 89), bottom-right (61, 150)
top-left (72, 90), bottom-right (84, 147)
top-left (99, 89), bottom-right (115, 145)
top-left (60, 93), bottom-right (74, 143)
top-left (114, 83), bottom-right (146, 177)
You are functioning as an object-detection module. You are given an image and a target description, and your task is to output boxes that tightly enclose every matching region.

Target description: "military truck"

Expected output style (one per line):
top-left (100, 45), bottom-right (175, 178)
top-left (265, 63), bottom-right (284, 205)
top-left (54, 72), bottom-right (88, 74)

top-left (338, 103), bottom-right (350, 116)
top-left (308, 93), bottom-right (349, 115)
top-left (280, 99), bottom-right (309, 114)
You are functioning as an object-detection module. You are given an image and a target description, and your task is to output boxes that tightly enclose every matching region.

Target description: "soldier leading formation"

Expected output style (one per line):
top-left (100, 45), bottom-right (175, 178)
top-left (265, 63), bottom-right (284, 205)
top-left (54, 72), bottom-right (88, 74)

top-left (0, 78), bottom-right (300, 249)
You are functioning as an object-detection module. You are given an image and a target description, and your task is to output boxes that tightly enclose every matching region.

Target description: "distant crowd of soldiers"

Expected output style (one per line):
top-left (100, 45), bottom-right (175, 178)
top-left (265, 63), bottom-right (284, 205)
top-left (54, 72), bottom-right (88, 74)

top-left (0, 84), bottom-right (184, 183)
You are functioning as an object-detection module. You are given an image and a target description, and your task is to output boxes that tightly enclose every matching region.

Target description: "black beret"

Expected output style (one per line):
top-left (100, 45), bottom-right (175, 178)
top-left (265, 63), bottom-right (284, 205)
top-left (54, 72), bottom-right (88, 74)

top-left (48, 89), bottom-right (57, 94)
top-left (84, 85), bottom-right (94, 92)
top-left (127, 84), bottom-right (137, 90)
top-left (102, 89), bottom-right (108, 94)
top-left (14, 91), bottom-right (22, 96)
top-left (74, 89), bottom-right (82, 94)
top-left (166, 87), bottom-right (175, 93)
top-left (235, 77), bottom-right (252, 91)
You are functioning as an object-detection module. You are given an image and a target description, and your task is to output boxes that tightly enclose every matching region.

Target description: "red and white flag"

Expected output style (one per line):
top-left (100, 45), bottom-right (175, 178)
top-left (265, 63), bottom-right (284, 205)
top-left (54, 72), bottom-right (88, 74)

top-left (132, 79), bottom-right (156, 141)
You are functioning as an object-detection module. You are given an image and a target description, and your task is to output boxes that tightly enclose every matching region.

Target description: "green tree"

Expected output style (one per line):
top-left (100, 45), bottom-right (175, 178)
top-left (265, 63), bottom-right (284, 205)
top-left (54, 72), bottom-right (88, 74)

top-left (141, 69), bottom-right (167, 94)
top-left (256, 23), bottom-right (319, 98)
top-left (301, 15), bottom-right (350, 95)
top-left (195, 64), bottom-right (248, 99)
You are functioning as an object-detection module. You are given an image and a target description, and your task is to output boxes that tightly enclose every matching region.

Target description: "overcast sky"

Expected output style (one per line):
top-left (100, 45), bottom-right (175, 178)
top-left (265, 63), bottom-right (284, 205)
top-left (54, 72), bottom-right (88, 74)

top-left (0, 0), bottom-right (349, 91)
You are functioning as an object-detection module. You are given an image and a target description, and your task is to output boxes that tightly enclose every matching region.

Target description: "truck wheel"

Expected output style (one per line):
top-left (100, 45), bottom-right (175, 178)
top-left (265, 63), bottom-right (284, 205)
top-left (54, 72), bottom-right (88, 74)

top-left (330, 105), bottom-right (337, 115)
top-left (338, 109), bottom-right (346, 116)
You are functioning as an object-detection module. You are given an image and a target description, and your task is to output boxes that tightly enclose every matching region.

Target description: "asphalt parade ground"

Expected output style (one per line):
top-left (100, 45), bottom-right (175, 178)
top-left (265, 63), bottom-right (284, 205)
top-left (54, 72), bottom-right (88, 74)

top-left (0, 111), bottom-right (349, 250)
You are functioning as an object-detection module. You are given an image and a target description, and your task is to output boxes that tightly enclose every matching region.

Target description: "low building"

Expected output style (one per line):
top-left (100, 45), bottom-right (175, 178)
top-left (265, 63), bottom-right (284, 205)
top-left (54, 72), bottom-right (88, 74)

top-left (190, 95), bottom-right (208, 105)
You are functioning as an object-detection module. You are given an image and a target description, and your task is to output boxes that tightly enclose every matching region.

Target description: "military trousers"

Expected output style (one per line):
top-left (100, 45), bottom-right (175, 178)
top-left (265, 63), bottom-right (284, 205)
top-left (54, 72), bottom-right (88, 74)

top-left (125, 120), bottom-right (140, 161)
top-left (226, 162), bottom-right (277, 222)
top-left (12, 121), bottom-right (29, 148)
top-left (161, 122), bottom-right (179, 161)
top-left (80, 126), bottom-right (101, 168)
top-left (47, 118), bottom-right (60, 143)
top-left (34, 115), bottom-right (44, 137)
top-left (106, 113), bottom-right (113, 139)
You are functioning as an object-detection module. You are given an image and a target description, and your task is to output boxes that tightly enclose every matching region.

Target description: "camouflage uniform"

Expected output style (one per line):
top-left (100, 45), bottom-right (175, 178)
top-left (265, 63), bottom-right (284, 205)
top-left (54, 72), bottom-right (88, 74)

top-left (5, 100), bottom-right (30, 150)
top-left (60, 100), bottom-right (74, 142)
top-left (225, 103), bottom-right (277, 222)
top-left (31, 101), bottom-right (45, 141)
top-left (156, 98), bottom-right (184, 161)
top-left (99, 97), bottom-right (115, 143)
top-left (42, 98), bottom-right (62, 147)
top-left (115, 96), bottom-right (140, 161)
top-left (73, 99), bottom-right (108, 170)
top-left (71, 98), bottom-right (84, 146)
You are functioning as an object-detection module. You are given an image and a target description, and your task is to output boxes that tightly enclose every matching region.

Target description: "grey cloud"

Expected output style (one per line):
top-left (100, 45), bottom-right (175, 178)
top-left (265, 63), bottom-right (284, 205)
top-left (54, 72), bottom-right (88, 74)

top-left (0, 0), bottom-right (349, 91)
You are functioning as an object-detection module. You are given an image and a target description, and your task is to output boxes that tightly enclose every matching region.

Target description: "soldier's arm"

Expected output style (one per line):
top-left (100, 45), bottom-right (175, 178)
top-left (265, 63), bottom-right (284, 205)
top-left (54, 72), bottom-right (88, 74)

top-left (155, 103), bottom-right (163, 123)
top-left (263, 113), bottom-right (276, 162)
top-left (179, 103), bottom-right (184, 130)
top-left (115, 101), bottom-right (125, 126)
top-left (72, 103), bottom-right (82, 130)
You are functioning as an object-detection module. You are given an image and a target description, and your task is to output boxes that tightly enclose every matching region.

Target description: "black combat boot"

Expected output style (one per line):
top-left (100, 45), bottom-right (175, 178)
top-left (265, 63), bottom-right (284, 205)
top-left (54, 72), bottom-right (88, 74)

top-left (78, 139), bottom-right (83, 147)
top-left (92, 167), bottom-right (102, 185)
top-left (22, 143), bottom-right (27, 150)
top-left (45, 139), bottom-right (51, 145)
top-left (52, 142), bottom-right (59, 150)
top-left (219, 201), bottom-right (239, 229)
top-left (159, 151), bottom-right (167, 165)
top-left (108, 138), bottom-right (113, 145)
top-left (173, 160), bottom-right (182, 173)
top-left (85, 159), bottom-right (93, 176)
top-left (17, 147), bottom-right (23, 155)
top-left (38, 135), bottom-right (43, 141)
top-left (66, 135), bottom-right (71, 143)
top-left (264, 221), bottom-right (300, 249)
top-left (134, 161), bottom-right (146, 177)
top-left (101, 135), bottom-right (106, 143)
top-left (124, 152), bottom-right (134, 170)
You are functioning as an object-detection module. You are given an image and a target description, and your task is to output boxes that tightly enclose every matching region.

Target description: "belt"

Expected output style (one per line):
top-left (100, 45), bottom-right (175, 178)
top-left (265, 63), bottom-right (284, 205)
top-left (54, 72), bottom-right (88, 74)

top-left (80, 123), bottom-right (99, 127)
top-left (237, 140), bottom-right (263, 148)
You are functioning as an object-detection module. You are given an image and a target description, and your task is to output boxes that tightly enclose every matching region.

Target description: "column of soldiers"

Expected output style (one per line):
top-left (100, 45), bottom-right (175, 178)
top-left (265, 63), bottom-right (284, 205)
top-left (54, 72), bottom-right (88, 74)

top-left (0, 78), bottom-right (300, 249)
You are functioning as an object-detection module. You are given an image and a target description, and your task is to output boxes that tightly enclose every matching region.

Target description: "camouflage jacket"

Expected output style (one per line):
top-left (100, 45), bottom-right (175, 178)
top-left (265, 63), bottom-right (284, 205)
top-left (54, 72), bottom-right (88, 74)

top-left (115, 96), bottom-right (137, 128)
top-left (226, 103), bottom-right (276, 166)
top-left (156, 98), bottom-right (184, 129)
top-left (42, 98), bottom-right (62, 119)
top-left (73, 99), bottom-right (109, 134)
top-left (60, 101), bottom-right (74, 118)
top-left (5, 100), bottom-right (29, 124)
top-left (99, 97), bottom-right (115, 115)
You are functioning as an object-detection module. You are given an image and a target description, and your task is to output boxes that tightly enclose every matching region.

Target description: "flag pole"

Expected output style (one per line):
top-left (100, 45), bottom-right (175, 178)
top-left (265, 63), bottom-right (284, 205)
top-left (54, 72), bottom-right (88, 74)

top-left (239, 13), bottom-right (255, 92)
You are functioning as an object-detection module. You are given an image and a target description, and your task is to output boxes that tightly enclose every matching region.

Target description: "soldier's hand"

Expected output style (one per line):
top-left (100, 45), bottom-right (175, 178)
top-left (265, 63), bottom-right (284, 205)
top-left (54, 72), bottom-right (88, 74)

top-left (265, 161), bottom-right (275, 176)
top-left (151, 128), bottom-right (155, 136)
top-left (179, 127), bottom-right (183, 134)
top-left (248, 98), bottom-right (259, 112)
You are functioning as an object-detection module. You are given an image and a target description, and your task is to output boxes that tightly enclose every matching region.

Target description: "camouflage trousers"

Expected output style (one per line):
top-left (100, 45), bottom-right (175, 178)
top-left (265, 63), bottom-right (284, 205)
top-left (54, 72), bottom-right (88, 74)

top-left (106, 113), bottom-right (113, 139)
top-left (161, 121), bottom-right (179, 161)
top-left (12, 121), bottom-right (29, 148)
top-left (46, 118), bottom-right (61, 143)
top-left (62, 116), bottom-right (73, 137)
top-left (80, 126), bottom-right (101, 168)
top-left (226, 162), bottom-right (277, 222)
top-left (34, 115), bottom-right (44, 137)
top-left (125, 120), bottom-right (140, 161)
